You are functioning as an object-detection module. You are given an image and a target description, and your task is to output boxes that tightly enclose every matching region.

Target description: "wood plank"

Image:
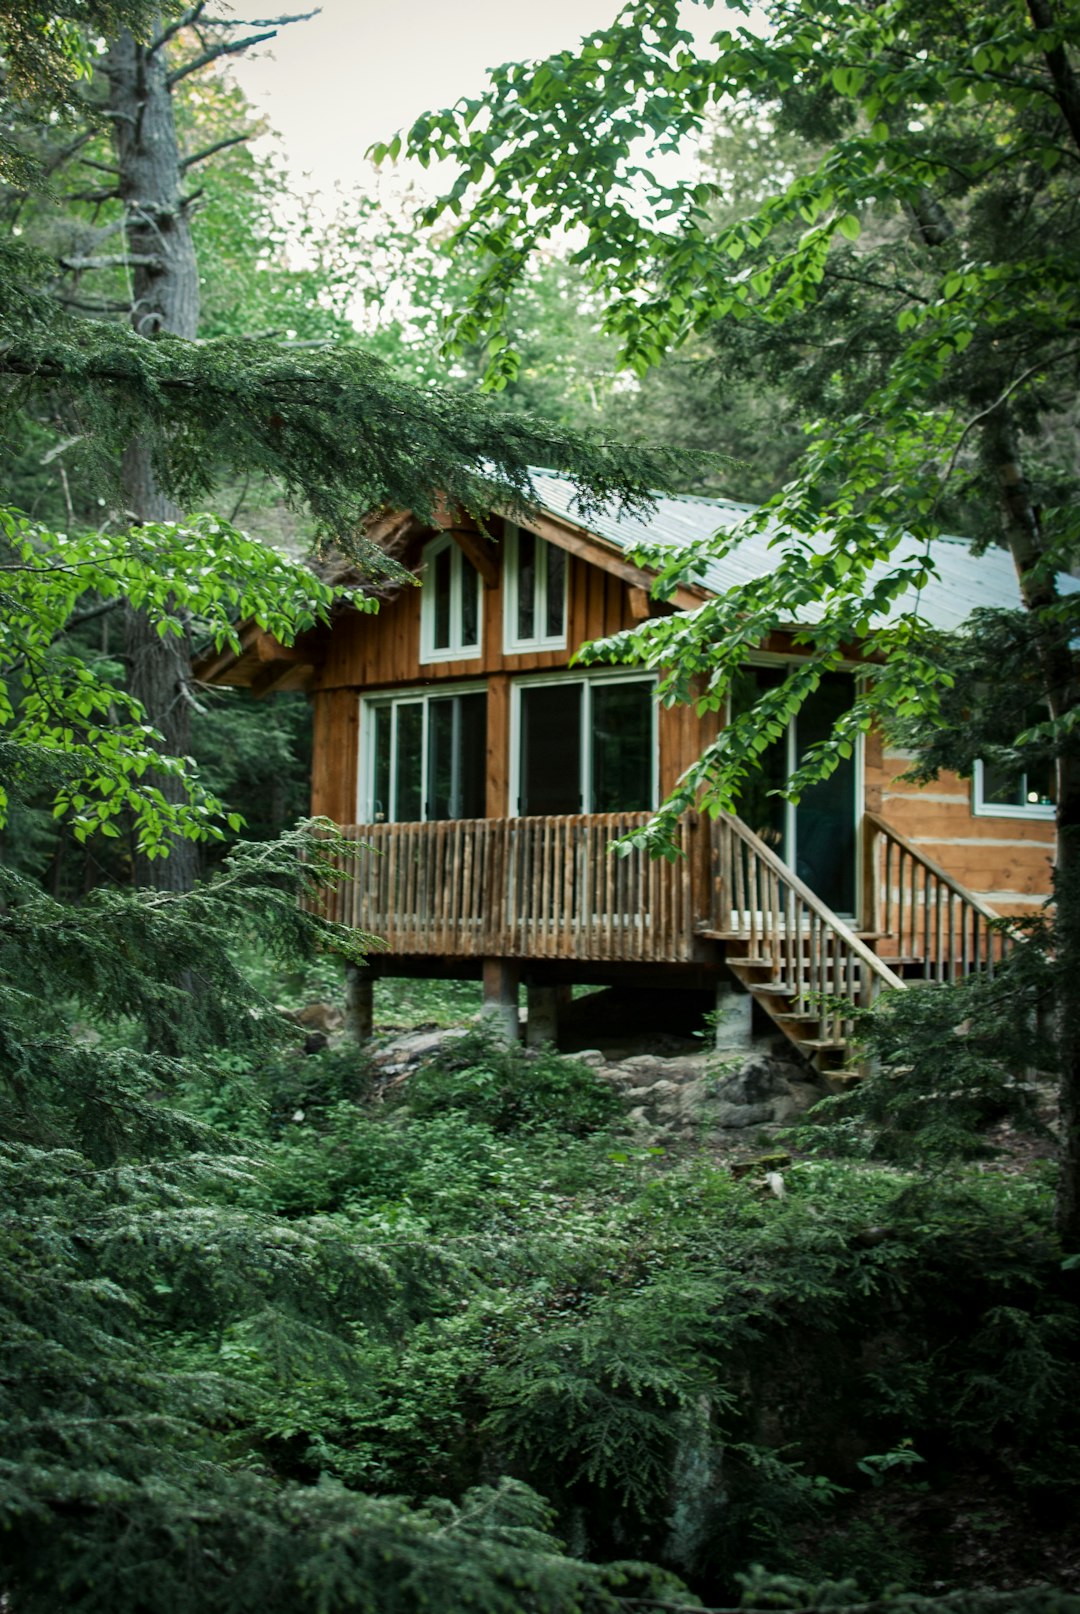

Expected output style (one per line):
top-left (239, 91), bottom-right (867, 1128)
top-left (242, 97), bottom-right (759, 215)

top-left (486, 674), bottom-right (510, 817)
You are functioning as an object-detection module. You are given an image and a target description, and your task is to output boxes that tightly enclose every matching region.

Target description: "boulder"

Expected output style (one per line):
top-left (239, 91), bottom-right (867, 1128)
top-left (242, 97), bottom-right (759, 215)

top-left (369, 1025), bottom-right (469, 1078)
top-left (597, 1048), bottom-right (825, 1134)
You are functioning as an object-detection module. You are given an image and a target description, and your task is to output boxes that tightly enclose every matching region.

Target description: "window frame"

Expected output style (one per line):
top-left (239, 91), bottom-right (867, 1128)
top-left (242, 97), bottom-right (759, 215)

top-left (358, 681), bottom-right (487, 823)
top-left (508, 670), bottom-right (658, 817)
top-left (972, 758), bottom-right (1056, 821)
top-left (502, 522), bottom-right (569, 654)
top-left (418, 533), bottom-right (482, 665)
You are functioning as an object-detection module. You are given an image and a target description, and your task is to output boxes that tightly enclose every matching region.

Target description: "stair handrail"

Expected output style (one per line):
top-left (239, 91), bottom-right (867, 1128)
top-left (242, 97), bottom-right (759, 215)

top-left (713, 812), bottom-right (906, 994)
top-left (863, 810), bottom-right (1025, 978)
top-left (863, 810), bottom-right (1017, 930)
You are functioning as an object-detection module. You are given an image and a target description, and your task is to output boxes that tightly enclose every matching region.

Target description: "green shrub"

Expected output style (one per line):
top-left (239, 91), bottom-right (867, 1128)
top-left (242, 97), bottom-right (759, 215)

top-left (792, 938), bottom-right (1055, 1164)
top-left (398, 1025), bottom-right (621, 1135)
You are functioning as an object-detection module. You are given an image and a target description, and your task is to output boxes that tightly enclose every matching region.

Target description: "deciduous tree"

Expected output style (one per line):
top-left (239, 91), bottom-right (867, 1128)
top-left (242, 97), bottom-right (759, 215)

top-left (394, 0), bottom-right (1080, 1239)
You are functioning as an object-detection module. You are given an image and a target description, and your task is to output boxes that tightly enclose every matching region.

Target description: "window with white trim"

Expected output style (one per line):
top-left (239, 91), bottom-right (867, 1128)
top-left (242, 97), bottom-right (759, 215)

top-left (419, 534), bottom-right (481, 663)
top-left (503, 523), bottom-right (567, 652)
top-left (973, 758), bottom-right (1056, 819)
top-left (511, 674), bottom-right (656, 816)
top-left (361, 686), bottom-right (486, 822)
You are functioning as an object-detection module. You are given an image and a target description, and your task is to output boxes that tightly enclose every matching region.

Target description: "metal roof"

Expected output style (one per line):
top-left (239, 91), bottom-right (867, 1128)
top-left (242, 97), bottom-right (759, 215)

top-left (529, 471), bottom-right (1079, 632)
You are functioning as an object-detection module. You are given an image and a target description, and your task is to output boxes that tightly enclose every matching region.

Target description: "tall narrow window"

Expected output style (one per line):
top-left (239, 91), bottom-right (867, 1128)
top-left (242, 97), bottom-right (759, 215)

top-left (364, 688), bottom-right (486, 822)
top-left (420, 534), bottom-right (482, 663)
top-left (504, 523), bottom-right (567, 652)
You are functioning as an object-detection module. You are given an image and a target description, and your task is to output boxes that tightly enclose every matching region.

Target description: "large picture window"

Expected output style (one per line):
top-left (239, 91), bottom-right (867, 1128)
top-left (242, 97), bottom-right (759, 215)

top-left (362, 687), bottom-right (486, 822)
top-left (511, 675), bottom-right (655, 816)
top-left (419, 534), bottom-right (481, 663)
top-left (504, 523), bottom-right (567, 652)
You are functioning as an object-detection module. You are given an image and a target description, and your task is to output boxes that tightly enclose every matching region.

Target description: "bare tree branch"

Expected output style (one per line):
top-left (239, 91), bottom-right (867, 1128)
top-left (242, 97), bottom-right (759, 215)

top-left (150, 3), bottom-right (210, 54)
top-left (56, 295), bottom-right (135, 314)
top-left (166, 30), bottom-right (277, 87)
top-left (76, 158), bottom-right (121, 177)
top-left (180, 133), bottom-right (251, 172)
top-left (200, 11), bottom-right (320, 25)
top-left (64, 189), bottom-right (123, 204)
top-left (58, 255), bottom-right (165, 273)
top-left (66, 598), bottom-right (124, 632)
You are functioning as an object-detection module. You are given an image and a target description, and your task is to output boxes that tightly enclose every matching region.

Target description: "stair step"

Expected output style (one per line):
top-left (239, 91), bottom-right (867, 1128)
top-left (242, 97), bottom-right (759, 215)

top-left (796, 1037), bottom-right (849, 1052)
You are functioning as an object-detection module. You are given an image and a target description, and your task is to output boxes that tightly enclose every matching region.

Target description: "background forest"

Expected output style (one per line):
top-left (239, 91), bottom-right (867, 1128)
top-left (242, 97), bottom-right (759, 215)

top-left (1, 3), bottom-right (1080, 1613)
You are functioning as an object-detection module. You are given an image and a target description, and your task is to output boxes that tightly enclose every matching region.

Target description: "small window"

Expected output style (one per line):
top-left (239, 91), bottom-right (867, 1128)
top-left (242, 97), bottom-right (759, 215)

top-left (504, 523), bottom-right (567, 652)
top-left (420, 534), bottom-right (481, 663)
top-left (973, 758), bottom-right (1056, 819)
top-left (363, 687), bottom-right (486, 822)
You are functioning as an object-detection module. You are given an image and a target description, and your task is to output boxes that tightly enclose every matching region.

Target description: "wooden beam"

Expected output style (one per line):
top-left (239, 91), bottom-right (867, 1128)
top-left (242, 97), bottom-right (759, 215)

top-left (364, 506), bottom-right (428, 552)
top-left (432, 494), bottom-right (480, 532)
top-left (254, 630), bottom-right (308, 664)
top-left (517, 508), bottom-right (706, 611)
top-left (448, 525), bottom-right (499, 588)
top-left (250, 659), bottom-right (315, 699)
top-left (628, 585), bottom-right (651, 620)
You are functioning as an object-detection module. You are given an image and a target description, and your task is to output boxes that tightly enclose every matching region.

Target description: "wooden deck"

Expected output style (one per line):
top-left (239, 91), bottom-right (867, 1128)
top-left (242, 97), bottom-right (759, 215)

top-left (325, 812), bottom-right (705, 962)
top-left (324, 809), bottom-right (1026, 1073)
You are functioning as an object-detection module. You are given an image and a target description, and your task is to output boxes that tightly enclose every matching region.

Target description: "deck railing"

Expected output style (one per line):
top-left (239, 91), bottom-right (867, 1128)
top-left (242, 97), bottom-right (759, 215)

top-left (327, 813), bottom-right (703, 962)
top-left (863, 811), bottom-right (1020, 979)
top-left (710, 813), bottom-right (905, 1050)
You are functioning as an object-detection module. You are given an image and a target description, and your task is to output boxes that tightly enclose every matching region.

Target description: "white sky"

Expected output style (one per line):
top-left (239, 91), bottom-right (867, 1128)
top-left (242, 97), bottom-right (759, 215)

top-left (229, 0), bottom-right (635, 196)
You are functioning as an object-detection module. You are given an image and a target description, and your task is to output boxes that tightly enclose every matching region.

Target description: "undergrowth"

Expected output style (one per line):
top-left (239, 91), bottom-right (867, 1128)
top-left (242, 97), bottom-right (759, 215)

top-left (5, 866), bottom-right (1077, 1611)
top-left (166, 1024), bottom-right (1080, 1603)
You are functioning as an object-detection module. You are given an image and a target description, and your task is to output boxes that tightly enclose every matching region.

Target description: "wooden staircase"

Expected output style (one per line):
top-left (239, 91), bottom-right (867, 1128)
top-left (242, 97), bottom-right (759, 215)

top-left (702, 812), bottom-right (1018, 1082)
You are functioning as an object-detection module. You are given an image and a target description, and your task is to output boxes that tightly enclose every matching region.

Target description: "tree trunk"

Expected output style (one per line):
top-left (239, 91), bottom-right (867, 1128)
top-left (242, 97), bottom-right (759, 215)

top-left (106, 22), bottom-right (200, 891)
top-left (985, 407), bottom-right (1080, 1247)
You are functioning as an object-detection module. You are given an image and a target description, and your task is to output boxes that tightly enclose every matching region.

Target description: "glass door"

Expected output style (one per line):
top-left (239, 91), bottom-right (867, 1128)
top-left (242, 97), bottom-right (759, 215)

top-left (731, 666), bottom-right (858, 916)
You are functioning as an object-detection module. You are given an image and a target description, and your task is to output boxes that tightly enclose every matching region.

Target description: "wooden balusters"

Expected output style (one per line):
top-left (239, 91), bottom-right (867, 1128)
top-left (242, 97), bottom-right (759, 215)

top-left (708, 813), bottom-right (906, 1063)
top-left (863, 812), bottom-right (1018, 982)
top-left (326, 813), bottom-right (703, 962)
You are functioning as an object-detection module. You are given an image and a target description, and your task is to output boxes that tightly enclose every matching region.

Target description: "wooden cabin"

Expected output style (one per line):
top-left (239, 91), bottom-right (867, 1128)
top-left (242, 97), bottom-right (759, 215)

top-left (198, 475), bottom-right (1065, 1073)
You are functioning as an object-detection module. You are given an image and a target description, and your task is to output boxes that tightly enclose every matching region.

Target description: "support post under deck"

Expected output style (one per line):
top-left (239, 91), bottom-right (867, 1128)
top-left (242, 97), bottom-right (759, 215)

top-left (526, 984), bottom-right (562, 1048)
top-left (482, 958), bottom-right (520, 1041)
top-left (344, 961), bottom-right (374, 1043)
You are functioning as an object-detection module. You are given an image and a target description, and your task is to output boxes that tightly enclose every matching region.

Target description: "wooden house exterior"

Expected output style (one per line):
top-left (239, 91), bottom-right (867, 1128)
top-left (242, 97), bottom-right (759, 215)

top-left (198, 479), bottom-right (1060, 1074)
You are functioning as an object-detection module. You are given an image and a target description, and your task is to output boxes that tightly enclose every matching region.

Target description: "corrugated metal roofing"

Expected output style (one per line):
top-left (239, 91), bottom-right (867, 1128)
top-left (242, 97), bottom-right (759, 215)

top-left (529, 471), bottom-right (1079, 631)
